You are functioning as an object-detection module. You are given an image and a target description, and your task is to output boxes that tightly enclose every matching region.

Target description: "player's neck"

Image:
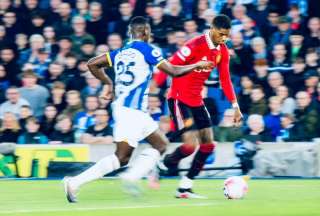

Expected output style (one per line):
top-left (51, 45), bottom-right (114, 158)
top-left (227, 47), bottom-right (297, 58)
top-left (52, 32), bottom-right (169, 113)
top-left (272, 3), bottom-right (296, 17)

top-left (208, 31), bottom-right (219, 47)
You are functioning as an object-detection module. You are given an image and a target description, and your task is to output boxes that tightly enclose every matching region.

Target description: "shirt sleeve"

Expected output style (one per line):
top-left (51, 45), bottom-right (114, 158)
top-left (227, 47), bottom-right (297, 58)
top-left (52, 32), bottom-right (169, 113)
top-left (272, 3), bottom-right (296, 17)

top-left (218, 45), bottom-right (237, 102)
top-left (106, 50), bottom-right (117, 67)
top-left (144, 44), bottom-right (165, 67)
top-left (170, 43), bottom-right (196, 65)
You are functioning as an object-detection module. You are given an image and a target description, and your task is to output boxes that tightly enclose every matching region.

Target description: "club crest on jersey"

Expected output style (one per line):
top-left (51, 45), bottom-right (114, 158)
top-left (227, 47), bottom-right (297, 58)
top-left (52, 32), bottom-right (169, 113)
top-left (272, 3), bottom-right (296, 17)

top-left (152, 49), bottom-right (162, 57)
top-left (216, 54), bottom-right (221, 64)
top-left (181, 46), bottom-right (191, 57)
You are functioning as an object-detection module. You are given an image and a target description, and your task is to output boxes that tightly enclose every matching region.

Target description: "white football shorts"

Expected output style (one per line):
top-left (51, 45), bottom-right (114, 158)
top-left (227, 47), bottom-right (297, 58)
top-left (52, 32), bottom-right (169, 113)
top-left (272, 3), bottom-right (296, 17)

top-left (112, 105), bottom-right (158, 148)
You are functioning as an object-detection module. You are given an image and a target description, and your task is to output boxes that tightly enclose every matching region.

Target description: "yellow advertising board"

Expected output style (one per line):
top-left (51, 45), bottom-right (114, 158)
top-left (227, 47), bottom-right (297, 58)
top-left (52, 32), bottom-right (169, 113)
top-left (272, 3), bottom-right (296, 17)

top-left (12, 144), bottom-right (89, 178)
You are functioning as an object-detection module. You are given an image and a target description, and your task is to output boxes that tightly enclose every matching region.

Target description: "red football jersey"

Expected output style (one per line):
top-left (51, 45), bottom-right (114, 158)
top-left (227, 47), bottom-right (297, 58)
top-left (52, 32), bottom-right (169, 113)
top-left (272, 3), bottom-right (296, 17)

top-left (166, 31), bottom-right (236, 107)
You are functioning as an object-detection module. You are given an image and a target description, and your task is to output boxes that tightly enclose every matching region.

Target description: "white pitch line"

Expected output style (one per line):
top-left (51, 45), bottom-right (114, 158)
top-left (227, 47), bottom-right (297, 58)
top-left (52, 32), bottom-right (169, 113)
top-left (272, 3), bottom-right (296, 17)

top-left (0, 202), bottom-right (217, 214)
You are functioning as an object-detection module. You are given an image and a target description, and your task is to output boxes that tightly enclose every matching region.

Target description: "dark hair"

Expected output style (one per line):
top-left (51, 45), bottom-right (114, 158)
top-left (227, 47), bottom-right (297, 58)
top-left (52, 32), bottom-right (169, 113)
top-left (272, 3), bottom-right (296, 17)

top-left (129, 16), bottom-right (149, 28)
top-left (21, 105), bottom-right (31, 109)
top-left (212, 14), bottom-right (231, 29)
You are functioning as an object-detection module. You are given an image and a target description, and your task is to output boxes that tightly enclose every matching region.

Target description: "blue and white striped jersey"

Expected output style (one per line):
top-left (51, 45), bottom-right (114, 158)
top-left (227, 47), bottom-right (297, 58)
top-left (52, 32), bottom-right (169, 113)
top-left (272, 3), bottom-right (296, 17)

top-left (106, 41), bottom-right (164, 112)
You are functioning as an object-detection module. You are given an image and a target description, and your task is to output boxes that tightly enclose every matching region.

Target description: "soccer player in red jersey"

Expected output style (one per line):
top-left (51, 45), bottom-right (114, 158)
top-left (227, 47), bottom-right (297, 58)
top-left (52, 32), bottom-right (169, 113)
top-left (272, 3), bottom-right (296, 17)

top-left (161, 14), bottom-right (243, 199)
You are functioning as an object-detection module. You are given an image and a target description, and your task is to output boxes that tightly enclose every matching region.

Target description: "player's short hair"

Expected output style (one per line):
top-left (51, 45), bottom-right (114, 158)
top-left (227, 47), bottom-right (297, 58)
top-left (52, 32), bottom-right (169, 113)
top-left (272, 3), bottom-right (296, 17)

top-left (212, 14), bottom-right (231, 29)
top-left (129, 16), bottom-right (149, 29)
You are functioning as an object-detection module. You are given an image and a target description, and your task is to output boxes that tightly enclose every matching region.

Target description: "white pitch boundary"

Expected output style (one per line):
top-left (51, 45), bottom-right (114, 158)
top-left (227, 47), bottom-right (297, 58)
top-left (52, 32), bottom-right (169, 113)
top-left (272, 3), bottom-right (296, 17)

top-left (0, 202), bottom-right (218, 214)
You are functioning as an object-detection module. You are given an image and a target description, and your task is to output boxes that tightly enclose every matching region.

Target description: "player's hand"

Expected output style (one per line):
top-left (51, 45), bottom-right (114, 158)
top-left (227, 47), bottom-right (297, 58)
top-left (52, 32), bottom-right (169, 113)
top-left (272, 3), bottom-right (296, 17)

top-left (99, 84), bottom-right (114, 101)
top-left (233, 107), bottom-right (243, 127)
top-left (196, 61), bottom-right (214, 70)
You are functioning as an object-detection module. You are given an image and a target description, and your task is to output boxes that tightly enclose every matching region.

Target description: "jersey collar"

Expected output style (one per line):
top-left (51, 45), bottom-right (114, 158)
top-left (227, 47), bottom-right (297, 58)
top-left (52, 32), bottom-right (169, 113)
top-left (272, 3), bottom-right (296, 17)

top-left (205, 31), bottom-right (220, 50)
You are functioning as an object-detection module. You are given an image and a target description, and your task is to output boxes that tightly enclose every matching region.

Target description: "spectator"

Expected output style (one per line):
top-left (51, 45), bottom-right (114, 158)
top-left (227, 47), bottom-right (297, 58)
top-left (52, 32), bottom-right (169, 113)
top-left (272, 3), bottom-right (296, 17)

top-left (250, 37), bottom-right (267, 61)
top-left (47, 81), bottom-right (66, 113)
top-left (250, 0), bottom-right (270, 30)
top-left (0, 86), bottom-right (30, 118)
top-left (248, 85), bottom-right (268, 115)
top-left (263, 96), bottom-right (282, 140)
top-left (74, 95), bottom-right (99, 133)
top-left (285, 57), bottom-right (306, 94)
top-left (268, 43), bottom-right (292, 74)
top-left (111, 0), bottom-right (134, 39)
top-left (55, 36), bottom-right (73, 65)
top-left (288, 30), bottom-right (306, 61)
top-left (17, 117), bottom-right (48, 144)
top-left (243, 114), bottom-right (273, 143)
top-left (62, 90), bottom-right (83, 119)
top-left (305, 49), bottom-right (319, 72)
top-left (74, 0), bottom-right (89, 20)
top-left (95, 44), bottom-right (109, 56)
top-left (19, 70), bottom-right (50, 117)
top-left (70, 16), bottom-right (96, 54)
top-left (81, 73), bottom-right (102, 101)
top-left (213, 108), bottom-right (243, 142)
top-left (294, 91), bottom-right (320, 141)
top-left (80, 109), bottom-right (113, 145)
top-left (200, 9), bottom-right (215, 31)
top-left (269, 16), bottom-right (292, 48)
top-left (276, 113), bottom-right (303, 142)
top-left (28, 47), bottom-right (52, 77)
top-left (19, 105), bottom-right (33, 132)
top-left (304, 17), bottom-right (320, 49)
top-left (276, 85), bottom-right (296, 115)
top-left (287, 4), bottom-right (305, 31)
top-left (149, 4), bottom-right (172, 46)
top-left (49, 114), bottom-right (75, 143)
top-left (43, 26), bottom-right (59, 58)
top-left (26, 12), bottom-right (46, 36)
top-left (266, 71), bottom-right (284, 97)
top-left (15, 33), bottom-right (28, 52)
top-left (252, 59), bottom-right (269, 90)
top-left (79, 39), bottom-right (96, 59)
top-left (220, 0), bottom-right (236, 19)
top-left (303, 69), bottom-right (319, 99)
top-left (44, 62), bottom-right (66, 89)
top-left (164, 0), bottom-right (184, 31)
top-left (86, 1), bottom-right (108, 45)
top-left (183, 19), bottom-right (201, 40)
top-left (230, 31), bottom-right (253, 76)
top-left (240, 16), bottom-right (260, 46)
top-left (0, 46), bottom-right (21, 85)
top-left (18, 34), bottom-right (46, 67)
top-left (52, 2), bottom-right (73, 37)
top-left (65, 58), bottom-right (87, 91)
top-left (148, 93), bottom-right (163, 122)
top-left (0, 65), bottom-right (10, 103)
top-left (2, 10), bottom-right (23, 40)
top-left (106, 33), bottom-right (123, 51)
top-left (238, 75), bottom-right (254, 115)
top-left (0, 112), bottom-right (21, 142)
top-left (40, 104), bottom-right (58, 137)
top-left (231, 4), bottom-right (247, 34)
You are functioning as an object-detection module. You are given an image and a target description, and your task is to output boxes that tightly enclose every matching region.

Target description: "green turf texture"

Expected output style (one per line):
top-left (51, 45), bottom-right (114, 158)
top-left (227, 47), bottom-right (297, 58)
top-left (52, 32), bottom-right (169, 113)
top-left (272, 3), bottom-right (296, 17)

top-left (0, 179), bottom-right (319, 216)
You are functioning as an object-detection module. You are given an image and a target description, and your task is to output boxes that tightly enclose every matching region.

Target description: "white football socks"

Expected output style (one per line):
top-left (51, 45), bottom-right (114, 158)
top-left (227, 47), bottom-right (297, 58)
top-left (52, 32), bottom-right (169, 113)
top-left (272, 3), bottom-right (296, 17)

top-left (179, 176), bottom-right (193, 189)
top-left (121, 148), bottom-right (160, 181)
top-left (70, 154), bottom-right (120, 189)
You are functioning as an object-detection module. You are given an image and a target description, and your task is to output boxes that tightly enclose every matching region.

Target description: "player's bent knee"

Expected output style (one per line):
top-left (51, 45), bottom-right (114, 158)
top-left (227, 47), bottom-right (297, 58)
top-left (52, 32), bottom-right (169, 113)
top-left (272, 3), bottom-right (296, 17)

top-left (115, 154), bottom-right (130, 166)
top-left (180, 144), bottom-right (196, 156)
top-left (199, 142), bottom-right (216, 153)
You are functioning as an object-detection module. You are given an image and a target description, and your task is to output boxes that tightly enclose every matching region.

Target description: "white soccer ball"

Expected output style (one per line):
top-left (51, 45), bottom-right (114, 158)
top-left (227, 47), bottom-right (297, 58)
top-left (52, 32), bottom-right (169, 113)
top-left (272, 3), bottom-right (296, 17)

top-left (223, 176), bottom-right (248, 199)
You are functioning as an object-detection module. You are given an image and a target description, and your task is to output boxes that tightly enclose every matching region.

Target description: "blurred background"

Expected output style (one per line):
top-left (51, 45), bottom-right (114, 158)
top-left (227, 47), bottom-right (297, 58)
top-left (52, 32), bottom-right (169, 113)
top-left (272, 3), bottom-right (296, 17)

top-left (0, 0), bottom-right (319, 179)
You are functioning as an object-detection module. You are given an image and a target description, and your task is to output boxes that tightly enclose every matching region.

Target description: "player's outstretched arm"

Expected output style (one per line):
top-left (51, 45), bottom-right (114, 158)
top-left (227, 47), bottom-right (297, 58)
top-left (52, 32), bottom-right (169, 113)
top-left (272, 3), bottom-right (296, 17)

top-left (157, 60), bottom-right (213, 77)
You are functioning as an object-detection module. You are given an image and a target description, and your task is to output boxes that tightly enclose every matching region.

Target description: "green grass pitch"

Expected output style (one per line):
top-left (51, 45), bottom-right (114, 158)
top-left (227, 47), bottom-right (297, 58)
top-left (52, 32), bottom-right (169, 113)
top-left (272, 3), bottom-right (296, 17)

top-left (0, 179), bottom-right (319, 216)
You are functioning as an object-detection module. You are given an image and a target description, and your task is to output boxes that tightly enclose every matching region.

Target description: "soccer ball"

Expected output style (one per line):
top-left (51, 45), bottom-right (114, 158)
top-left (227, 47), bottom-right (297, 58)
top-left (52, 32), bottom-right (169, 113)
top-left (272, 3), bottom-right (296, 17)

top-left (223, 176), bottom-right (248, 199)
